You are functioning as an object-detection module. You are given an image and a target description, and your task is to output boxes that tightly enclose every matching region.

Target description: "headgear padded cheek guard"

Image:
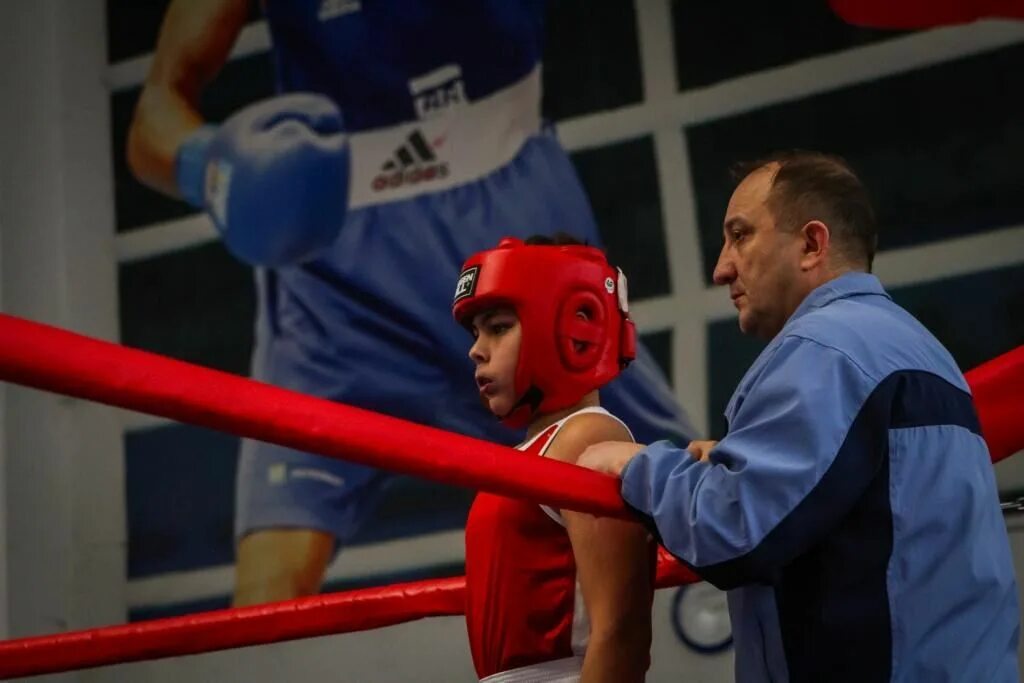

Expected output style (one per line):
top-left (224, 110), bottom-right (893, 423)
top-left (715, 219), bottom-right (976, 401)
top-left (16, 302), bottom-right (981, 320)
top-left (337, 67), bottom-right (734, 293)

top-left (452, 237), bottom-right (637, 428)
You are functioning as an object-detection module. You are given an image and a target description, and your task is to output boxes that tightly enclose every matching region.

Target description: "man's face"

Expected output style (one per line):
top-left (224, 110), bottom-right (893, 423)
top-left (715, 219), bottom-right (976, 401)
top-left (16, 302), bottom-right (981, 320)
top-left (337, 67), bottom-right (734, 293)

top-left (713, 166), bottom-right (806, 340)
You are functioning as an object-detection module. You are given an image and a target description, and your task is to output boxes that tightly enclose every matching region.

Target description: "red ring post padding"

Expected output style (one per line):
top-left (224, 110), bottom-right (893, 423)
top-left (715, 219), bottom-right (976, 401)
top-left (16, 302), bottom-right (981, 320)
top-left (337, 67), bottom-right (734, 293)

top-left (969, 344), bottom-right (1024, 463)
top-left (829, 0), bottom-right (1024, 28)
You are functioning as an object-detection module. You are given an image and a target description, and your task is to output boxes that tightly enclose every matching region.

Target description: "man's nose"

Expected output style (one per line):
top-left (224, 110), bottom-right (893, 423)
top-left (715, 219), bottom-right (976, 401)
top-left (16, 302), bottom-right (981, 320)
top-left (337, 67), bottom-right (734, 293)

top-left (712, 248), bottom-right (737, 286)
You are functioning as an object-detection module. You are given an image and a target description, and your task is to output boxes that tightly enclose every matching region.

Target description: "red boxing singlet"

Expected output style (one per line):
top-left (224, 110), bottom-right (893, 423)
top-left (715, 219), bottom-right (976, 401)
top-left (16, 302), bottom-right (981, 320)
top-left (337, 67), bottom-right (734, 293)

top-left (464, 407), bottom-right (632, 681)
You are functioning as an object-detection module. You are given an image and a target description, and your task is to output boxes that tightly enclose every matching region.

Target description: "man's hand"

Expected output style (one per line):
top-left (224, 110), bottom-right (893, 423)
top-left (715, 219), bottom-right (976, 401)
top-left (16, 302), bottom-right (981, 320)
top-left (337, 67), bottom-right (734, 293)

top-left (578, 441), bottom-right (646, 478)
top-left (686, 439), bottom-right (719, 462)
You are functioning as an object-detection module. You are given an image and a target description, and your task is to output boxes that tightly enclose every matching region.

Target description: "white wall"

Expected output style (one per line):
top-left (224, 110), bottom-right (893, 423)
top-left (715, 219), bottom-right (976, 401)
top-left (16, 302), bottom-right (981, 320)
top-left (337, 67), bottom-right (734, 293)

top-left (0, 2), bottom-right (124, 682)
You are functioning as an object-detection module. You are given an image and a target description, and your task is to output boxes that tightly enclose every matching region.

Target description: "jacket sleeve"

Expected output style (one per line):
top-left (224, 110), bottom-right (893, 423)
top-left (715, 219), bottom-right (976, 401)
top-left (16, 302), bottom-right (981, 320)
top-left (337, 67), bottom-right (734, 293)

top-left (621, 335), bottom-right (880, 589)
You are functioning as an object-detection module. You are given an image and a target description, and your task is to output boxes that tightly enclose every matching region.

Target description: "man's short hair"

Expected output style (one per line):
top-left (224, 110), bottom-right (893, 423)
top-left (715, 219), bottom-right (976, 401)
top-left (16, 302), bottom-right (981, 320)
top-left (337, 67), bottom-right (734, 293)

top-left (524, 232), bottom-right (587, 247)
top-left (732, 150), bottom-right (878, 271)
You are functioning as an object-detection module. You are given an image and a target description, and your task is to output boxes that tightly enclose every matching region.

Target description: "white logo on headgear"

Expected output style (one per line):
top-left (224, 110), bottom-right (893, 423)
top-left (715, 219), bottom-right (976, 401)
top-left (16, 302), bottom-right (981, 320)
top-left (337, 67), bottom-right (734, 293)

top-left (604, 277), bottom-right (615, 294)
top-left (454, 266), bottom-right (479, 303)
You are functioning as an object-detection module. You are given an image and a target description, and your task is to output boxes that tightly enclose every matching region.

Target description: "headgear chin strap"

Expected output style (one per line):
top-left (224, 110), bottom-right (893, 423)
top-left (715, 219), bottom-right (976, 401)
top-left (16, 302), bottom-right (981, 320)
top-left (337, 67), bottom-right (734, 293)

top-left (452, 237), bottom-right (637, 428)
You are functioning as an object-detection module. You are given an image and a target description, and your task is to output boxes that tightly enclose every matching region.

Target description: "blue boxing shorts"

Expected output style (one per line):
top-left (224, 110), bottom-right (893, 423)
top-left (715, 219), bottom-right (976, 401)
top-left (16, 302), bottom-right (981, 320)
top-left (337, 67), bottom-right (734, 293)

top-left (235, 69), bottom-right (698, 544)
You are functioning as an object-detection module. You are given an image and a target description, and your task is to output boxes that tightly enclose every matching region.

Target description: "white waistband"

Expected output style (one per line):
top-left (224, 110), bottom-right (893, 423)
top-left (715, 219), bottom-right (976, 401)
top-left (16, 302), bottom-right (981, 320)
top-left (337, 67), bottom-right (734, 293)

top-left (480, 656), bottom-right (583, 683)
top-left (348, 66), bottom-right (542, 208)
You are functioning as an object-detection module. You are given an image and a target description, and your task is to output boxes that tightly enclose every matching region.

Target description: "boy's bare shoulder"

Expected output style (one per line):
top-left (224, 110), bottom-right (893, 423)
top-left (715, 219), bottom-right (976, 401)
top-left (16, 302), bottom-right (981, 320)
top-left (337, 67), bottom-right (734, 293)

top-left (545, 411), bottom-right (631, 465)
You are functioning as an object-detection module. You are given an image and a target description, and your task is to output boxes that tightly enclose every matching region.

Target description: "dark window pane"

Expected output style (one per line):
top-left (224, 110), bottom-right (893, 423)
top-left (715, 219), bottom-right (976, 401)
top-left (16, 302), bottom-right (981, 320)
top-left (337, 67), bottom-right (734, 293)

top-left (672, 0), bottom-right (902, 90)
top-left (106, 0), bottom-right (263, 63)
top-left (107, 0), bottom-right (172, 64)
top-left (642, 330), bottom-right (673, 388)
top-left (688, 45), bottom-right (1024, 283)
top-left (572, 137), bottom-right (670, 300)
top-left (890, 265), bottom-right (1024, 372)
top-left (112, 52), bottom-right (275, 232)
top-left (126, 424), bottom-right (238, 578)
top-left (542, 0), bottom-right (642, 121)
top-left (706, 264), bottom-right (1024, 439)
top-left (118, 242), bottom-right (255, 374)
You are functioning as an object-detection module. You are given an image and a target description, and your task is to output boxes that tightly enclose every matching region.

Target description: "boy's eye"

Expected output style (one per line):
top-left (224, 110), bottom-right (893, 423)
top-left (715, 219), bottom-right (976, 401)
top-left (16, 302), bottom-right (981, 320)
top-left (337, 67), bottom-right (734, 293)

top-left (490, 322), bottom-right (510, 335)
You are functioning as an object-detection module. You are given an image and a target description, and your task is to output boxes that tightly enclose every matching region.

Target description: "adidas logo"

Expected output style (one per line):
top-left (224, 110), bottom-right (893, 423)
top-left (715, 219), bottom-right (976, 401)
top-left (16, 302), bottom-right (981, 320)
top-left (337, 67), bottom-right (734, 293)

top-left (372, 130), bottom-right (449, 192)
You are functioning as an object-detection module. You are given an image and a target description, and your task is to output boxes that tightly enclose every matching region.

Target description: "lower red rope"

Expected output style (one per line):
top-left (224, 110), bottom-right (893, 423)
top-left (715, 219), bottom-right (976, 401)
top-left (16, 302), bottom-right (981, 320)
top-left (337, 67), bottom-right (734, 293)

top-left (0, 577), bottom-right (465, 679)
top-left (0, 552), bottom-right (696, 678)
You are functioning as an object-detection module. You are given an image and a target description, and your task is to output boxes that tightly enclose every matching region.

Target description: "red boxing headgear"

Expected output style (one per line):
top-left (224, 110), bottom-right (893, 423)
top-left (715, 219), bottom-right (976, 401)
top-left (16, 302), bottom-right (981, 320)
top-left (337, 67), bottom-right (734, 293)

top-left (452, 237), bottom-right (637, 428)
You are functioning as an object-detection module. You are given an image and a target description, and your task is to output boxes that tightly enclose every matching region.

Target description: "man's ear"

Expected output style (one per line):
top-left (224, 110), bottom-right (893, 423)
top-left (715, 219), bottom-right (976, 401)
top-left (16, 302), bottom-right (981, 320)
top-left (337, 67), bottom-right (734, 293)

top-left (800, 220), bottom-right (830, 271)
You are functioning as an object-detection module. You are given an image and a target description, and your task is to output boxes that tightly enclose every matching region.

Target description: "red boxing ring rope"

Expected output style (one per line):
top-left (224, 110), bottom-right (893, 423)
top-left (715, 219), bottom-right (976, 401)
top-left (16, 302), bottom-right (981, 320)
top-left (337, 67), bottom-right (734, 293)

top-left (0, 313), bottom-right (628, 519)
top-left (0, 578), bottom-right (467, 679)
top-left (0, 312), bottom-right (1019, 677)
top-left (0, 550), bottom-right (694, 678)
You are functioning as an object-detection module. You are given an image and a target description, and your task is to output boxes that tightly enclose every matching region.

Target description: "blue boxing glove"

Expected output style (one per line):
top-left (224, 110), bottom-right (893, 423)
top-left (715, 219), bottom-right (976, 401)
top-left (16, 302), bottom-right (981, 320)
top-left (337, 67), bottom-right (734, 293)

top-left (175, 94), bottom-right (349, 266)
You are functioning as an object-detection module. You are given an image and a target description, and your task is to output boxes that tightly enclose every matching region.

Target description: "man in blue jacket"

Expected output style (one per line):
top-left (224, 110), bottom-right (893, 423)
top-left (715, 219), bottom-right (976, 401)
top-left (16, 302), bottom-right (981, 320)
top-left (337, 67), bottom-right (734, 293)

top-left (581, 150), bottom-right (1020, 681)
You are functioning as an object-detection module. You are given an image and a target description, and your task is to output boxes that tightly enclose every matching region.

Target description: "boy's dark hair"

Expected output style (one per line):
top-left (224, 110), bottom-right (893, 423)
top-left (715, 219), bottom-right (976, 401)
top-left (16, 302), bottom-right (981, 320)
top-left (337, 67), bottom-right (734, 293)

top-left (732, 150), bottom-right (878, 272)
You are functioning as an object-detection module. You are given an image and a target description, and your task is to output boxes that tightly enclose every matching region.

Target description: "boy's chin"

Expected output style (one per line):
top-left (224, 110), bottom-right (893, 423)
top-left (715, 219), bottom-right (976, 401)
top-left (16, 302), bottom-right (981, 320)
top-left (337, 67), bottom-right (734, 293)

top-left (482, 396), bottom-right (512, 419)
top-left (479, 393), bottom-right (499, 413)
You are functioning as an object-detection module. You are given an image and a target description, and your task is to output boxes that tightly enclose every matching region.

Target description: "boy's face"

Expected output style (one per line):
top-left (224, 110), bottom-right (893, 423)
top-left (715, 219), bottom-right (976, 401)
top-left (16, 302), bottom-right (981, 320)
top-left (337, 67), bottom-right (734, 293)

top-left (468, 306), bottom-right (522, 419)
